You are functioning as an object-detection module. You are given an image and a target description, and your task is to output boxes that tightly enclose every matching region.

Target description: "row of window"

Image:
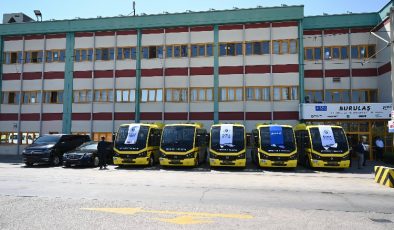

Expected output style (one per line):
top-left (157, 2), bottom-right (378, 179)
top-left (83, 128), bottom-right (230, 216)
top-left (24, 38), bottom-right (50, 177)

top-left (2, 87), bottom-right (299, 104)
top-left (304, 44), bottom-right (376, 61)
top-left (2, 91), bottom-right (63, 104)
top-left (305, 89), bottom-right (378, 103)
top-left (0, 132), bottom-right (113, 145)
top-left (3, 50), bottom-right (66, 64)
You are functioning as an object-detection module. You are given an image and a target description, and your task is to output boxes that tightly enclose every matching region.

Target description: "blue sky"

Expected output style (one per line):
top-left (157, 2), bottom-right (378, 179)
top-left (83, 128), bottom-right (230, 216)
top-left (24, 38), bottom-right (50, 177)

top-left (0, 0), bottom-right (390, 21)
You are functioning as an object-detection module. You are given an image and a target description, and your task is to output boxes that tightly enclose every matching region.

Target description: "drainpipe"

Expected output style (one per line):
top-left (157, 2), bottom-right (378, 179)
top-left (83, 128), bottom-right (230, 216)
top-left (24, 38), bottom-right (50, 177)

top-left (16, 36), bottom-right (26, 155)
top-left (39, 35), bottom-right (47, 136)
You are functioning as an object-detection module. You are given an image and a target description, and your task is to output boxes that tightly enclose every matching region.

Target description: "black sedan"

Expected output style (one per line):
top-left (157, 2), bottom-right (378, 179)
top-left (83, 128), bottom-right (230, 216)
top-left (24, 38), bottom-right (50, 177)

top-left (62, 141), bottom-right (113, 167)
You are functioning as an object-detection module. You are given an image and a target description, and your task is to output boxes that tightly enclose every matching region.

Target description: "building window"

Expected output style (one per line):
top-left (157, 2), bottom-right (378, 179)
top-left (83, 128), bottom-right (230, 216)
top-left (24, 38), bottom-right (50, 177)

top-left (46, 49), bottom-right (66, 63)
top-left (93, 132), bottom-right (113, 142)
top-left (23, 91), bottom-right (41, 104)
top-left (220, 87), bottom-right (243, 101)
top-left (273, 86), bottom-right (298, 101)
top-left (166, 45), bottom-right (188, 58)
top-left (219, 43), bottom-right (243, 56)
top-left (190, 88), bottom-right (213, 102)
top-left (190, 44), bottom-right (213, 57)
top-left (25, 51), bottom-right (44, 63)
top-left (165, 88), bottom-right (188, 102)
top-left (246, 87), bottom-right (270, 101)
top-left (245, 41), bottom-right (270, 55)
top-left (305, 90), bottom-right (323, 103)
top-left (116, 89), bottom-right (136, 102)
top-left (94, 89), bottom-right (113, 102)
top-left (141, 89), bottom-right (162, 102)
top-left (351, 89), bottom-right (378, 103)
top-left (117, 47), bottom-right (137, 60)
top-left (142, 46), bottom-right (164, 59)
top-left (351, 45), bottom-right (376, 59)
top-left (73, 90), bottom-right (93, 103)
top-left (0, 132), bottom-right (39, 145)
top-left (74, 49), bottom-right (94, 62)
top-left (2, 92), bottom-right (20, 104)
top-left (44, 91), bottom-right (63, 104)
top-left (95, 48), bottom-right (115, 61)
top-left (272, 40), bottom-right (297, 55)
top-left (3, 51), bottom-right (23, 64)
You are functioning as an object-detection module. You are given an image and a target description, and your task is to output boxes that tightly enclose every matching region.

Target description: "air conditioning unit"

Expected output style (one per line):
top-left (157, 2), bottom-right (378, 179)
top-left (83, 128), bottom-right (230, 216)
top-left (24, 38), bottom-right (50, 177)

top-left (333, 77), bottom-right (341, 82)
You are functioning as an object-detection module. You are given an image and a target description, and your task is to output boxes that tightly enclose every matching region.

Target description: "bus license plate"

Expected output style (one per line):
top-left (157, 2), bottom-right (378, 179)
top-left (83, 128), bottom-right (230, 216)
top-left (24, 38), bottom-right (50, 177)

top-left (221, 160), bottom-right (235, 165)
top-left (272, 161), bottom-right (285, 166)
top-left (123, 159), bottom-right (135, 163)
top-left (326, 161), bottom-right (339, 166)
top-left (170, 160), bottom-right (182, 164)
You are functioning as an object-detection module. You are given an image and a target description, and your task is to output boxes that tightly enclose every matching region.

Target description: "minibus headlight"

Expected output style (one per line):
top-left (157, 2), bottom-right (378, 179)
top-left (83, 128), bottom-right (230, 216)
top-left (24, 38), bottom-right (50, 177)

top-left (311, 153), bottom-right (321, 159)
top-left (185, 152), bottom-right (195, 158)
top-left (160, 152), bottom-right (166, 158)
top-left (342, 154), bottom-right (349, 160)
top-left (237, 153), bottom-right (246, 159)
top-left (289, 153), bottom-right (298, 160)
top-left (209, 152), bottom-right (217, 159)
top-left (137, 152), bottom-right (147, 157)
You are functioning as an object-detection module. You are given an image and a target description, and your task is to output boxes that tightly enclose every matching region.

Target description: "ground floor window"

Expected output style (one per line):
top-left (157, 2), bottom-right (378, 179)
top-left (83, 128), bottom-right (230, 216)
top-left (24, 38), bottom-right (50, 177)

top-left (0, 132), bottom-right (39, 145)
top-left (93, 132), bottom-right (113, 142)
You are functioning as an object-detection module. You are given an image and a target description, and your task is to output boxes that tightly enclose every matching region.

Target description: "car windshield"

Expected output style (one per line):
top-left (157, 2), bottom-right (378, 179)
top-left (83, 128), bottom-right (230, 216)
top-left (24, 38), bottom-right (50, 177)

top-left (210, 126), bottom-right (245, 152)
top-left (115, 125), bottom-right (149, 151)
top-left (34, 135), bottom-right (60, 144)
top-left (161, 126), bottom-right (195, 151)
top-left (309, 127), bottom-right (349, 153)
top-left (260, 127), bottom-right (296, 153)
top-left (77, 142), bottom-right (98, 150)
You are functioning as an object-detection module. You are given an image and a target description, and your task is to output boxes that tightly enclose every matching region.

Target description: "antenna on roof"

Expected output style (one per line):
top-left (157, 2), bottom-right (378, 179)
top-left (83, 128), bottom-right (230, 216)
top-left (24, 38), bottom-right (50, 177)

top-left (133, 1), bottom-right (136, 16)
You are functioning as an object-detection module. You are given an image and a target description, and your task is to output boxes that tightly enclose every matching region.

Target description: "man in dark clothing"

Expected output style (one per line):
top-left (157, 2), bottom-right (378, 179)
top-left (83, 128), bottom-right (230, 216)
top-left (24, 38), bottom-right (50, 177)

top-left (97, 136), bottom-right (107, 169)
top-left (354, 136), bottom-right (367, 169)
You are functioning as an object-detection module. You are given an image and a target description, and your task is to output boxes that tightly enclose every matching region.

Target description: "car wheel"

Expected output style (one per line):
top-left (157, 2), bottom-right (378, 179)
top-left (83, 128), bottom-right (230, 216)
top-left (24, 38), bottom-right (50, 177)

top-left (64, 162), bottom-right (71, 168)
top-left (51, 155), bottom-right (60, 166)
top-left (25, 162), bottom-right (33, 167)
top-left (93, 156), bottom-right (100, 167)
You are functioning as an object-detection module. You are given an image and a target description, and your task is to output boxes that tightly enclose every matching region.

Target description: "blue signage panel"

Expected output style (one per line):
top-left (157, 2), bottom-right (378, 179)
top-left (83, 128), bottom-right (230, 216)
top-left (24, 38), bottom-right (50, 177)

top-left (270, 126), bottom-right (284, 145)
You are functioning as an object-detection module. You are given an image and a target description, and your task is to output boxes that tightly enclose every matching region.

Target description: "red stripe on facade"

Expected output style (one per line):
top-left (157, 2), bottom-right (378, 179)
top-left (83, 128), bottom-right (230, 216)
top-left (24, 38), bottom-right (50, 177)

top-left (378, 62), bottom-right (391, 75)
top-left (141, 69), bottom-right (163, 77)
top-left (325, 69), bottom-right (350, 78)
top-left (219, 24), bottom-right (243, 30)
top-left (0, 113), bottom-right (18, 121)
top-left (116, 69), bottom-right (136, 77)
top-left (165, 68), bottom-right (188, 76)
top-left (272, 21), bottom-right (298, 27)
top-left (164, 112), bottom-right (188, 120)
top-left (75, 32), bottom-right (94, 37)
top-left (219, 66), bottom-right (243, 75)
top-left (190, 26), bottom-right (214, 32)
top-left (352, 68), bottom-right (378, 77)
top-left (272, 64), bottom-right (299, 73)
top-left (304, 69), bottom-right (323, 78)
top-left (273, 111), bottom-right (299, 120)
top-left (324, 29), bottom-right (348, 35)
top-left (44, 72), bottom-right (64, 79)
top-left (142, 29), bottom-right (164, 34)
top-left (94, 70), bottom-right (113, 78)
top-left (246, 112), bottom-right (272, 120)
top-left (190, 67), bottom-right (214, 75)
top-left (166, 27), bottom-right (189, 33)
top-left (117, 30), bottom-right (137, 35)
top-left (219, 112), bottom-right (244, 120)
top-left (25, 35), bottom-right (45, 40)
top-left (114, 112), bottom-right (135, 120)
top-left (46, 34), bottom-right (66, 39)
top-left (303, 30), bottom-right (321, 35)
top-left (245, 23), bottom-right (270, 29)
top-left (74, 71), bottom-right (92, 79)
top-left (42, 113), bottom-right (62, 121)
top-left (23, 72), bottom-right (41, 80)
top-left (140, 112), bottom-right (162, 120)
top-left (351, 28), bottom-right (372, 33)
top-left (95, 31), bottom-right (115, 36)
top-left (2, 73), bottom-right (20, 80)
top-left (72, 113), bottom-right (91, 120)
top-left (189, 112), bottom-right (214, 120)
top-left (20, 113), bottom-right (40, 121)
top-left (245, 65), bottom-right (270, 74)
top-left (4, 36), bottom-right (23, 41)
top-left (93, 113), bottom-right (112, 120)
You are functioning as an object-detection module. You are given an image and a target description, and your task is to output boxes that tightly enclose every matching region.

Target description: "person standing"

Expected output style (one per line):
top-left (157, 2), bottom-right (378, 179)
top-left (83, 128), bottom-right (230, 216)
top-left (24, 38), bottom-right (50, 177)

top-left (355, 136), bottom-right (367, 169)
top-left (97, 136), bottom-right (107, 169)
top-left (375, 136), bottom-right (384, 161)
